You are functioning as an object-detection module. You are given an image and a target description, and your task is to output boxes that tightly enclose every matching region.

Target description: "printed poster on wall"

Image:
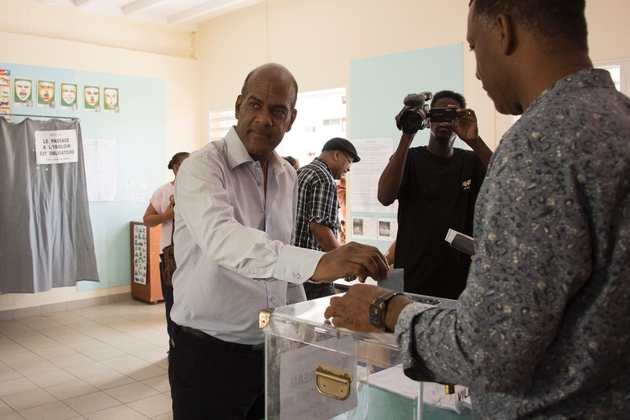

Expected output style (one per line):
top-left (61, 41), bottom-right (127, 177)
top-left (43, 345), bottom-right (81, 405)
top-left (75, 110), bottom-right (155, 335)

top-left (60, 83), bottom-right (78, 110)
top-left (377, 217), bottom-right (398, 242)
top-left (84, 85), bottom-right (100, 112)
top-left (13, 77), bottom-right (33, 107)
top-left (0, 69), bottom-right (10, 121)
top-left (83, 138), bottom-right (117, 202)
top-left (35, 129), bottom-right (79, 164)
top-left (103, 87), bottom-right (119, 113)
top-left (133, 225), bottom-right (148, 285)
top-left (351, 216), bottom-right (377, 240)
top-left (350, 138), bottom-right (398, 213)
top-left (37, 79), bottom-right (56, 108)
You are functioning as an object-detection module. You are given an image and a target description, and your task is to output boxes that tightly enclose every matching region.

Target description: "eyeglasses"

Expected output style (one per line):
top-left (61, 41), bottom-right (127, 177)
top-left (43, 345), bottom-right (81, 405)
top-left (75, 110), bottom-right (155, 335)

top-left (340, 152), bottom-right (353, 167)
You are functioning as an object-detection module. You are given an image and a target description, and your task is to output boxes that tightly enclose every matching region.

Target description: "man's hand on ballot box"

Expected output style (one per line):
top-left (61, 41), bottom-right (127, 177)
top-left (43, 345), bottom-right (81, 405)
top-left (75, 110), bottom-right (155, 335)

top-left (325, 283), bottom-right (414, 333)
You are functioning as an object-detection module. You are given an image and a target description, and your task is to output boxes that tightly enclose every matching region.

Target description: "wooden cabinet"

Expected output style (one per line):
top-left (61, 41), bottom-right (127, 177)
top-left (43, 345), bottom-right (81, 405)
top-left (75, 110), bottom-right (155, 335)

top-left (130, 222), bottom-right (164, 304)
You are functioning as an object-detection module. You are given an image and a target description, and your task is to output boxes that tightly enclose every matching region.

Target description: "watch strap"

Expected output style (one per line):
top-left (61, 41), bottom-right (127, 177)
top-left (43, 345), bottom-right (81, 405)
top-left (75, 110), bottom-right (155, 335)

top-left (372, 290), bottom-right (400, 306)
top-left (370, 291), bottom-right (404, 330)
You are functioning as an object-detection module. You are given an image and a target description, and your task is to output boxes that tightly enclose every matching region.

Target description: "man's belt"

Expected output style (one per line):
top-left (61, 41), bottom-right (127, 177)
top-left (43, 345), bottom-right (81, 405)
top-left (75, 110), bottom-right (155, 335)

top-left (179, 326), bottom-right (264, 351)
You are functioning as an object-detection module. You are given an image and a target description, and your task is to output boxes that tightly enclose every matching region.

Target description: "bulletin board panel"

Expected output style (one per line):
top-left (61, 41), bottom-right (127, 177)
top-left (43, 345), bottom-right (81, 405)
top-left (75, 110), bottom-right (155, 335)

top-left (1, 62), bottom-right (166, 292)
top-left (348, 44), bottom-right (463, 252)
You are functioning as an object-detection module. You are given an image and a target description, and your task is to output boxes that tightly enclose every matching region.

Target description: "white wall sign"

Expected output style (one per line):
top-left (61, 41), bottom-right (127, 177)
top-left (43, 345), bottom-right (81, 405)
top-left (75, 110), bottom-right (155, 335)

top-left (35, 129), bottom-right (78, 164)
top-left (83, 138), bottom-right (117, 202)
top-left (350, 138), bottom-right (396, 214)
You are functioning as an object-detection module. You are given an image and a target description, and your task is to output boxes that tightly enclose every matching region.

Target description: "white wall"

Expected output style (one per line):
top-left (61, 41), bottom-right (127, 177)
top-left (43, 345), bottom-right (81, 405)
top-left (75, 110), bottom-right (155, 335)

top-left (0, 0), bottom-right (195, 59)
top-left (197, 0), bottom-right (630, 148)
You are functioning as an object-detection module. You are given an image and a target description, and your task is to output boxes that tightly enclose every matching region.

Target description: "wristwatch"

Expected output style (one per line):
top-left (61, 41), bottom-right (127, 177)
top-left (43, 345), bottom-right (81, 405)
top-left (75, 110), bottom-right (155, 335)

top-left (369, 291), bottom-right (404, 331)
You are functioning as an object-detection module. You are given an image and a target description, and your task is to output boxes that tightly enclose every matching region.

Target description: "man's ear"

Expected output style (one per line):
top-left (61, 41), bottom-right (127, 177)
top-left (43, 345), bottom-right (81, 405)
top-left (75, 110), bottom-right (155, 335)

top-left (495, 13), bottom-right (516, 55)
top-left (286, 108), bottom-right (298, 132)
top-left (235, 94), bottom-right (243, 119)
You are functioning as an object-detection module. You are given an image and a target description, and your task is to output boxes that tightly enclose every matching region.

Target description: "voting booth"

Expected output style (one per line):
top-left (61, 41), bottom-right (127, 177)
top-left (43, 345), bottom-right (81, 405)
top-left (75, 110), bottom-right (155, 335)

top-left (262, 295), bottom-right (474, 420)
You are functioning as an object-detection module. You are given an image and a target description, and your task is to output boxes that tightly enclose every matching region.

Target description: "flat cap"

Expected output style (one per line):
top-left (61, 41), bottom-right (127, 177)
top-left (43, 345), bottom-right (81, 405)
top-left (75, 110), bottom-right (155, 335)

top-left (321, 137), bottom-right (360, 162)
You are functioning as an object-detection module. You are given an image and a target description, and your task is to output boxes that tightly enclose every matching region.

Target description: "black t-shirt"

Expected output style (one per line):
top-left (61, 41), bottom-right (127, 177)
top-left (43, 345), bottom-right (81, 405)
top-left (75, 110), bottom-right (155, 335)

top-left (394, 146), bottom-right (486, 299)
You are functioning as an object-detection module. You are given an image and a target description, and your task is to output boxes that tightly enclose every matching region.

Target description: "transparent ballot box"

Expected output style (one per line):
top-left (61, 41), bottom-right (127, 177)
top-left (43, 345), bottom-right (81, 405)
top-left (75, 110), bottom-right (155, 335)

top-left (262, 295), bottom-right (474, 420)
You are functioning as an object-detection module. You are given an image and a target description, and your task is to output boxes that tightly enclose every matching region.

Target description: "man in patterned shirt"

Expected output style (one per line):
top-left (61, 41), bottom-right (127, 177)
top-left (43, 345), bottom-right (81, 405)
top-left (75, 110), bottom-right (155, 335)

top-left (296, 138), bottom-right (360, 299)
top-left (325, 0), bottom-right (630, 418)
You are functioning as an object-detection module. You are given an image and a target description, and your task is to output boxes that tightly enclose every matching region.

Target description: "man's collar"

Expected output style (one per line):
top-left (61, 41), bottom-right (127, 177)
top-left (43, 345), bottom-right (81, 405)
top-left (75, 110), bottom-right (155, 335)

top-left (527, 68), bottom-right (614, 115)
top-left (311, 156), bottom-right (334, 173)
top-left (225, 126), bottom-right (286, 174)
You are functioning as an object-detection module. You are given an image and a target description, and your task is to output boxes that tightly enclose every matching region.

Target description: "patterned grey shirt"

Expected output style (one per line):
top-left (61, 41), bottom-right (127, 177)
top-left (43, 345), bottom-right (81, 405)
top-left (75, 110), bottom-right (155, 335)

top-left (396, 69), bottom-right (630, 419)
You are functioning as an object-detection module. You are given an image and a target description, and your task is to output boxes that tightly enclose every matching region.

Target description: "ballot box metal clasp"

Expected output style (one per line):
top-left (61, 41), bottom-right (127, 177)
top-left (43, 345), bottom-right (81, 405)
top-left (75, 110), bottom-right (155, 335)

top-left (314, 364), bottom-right (353, 401)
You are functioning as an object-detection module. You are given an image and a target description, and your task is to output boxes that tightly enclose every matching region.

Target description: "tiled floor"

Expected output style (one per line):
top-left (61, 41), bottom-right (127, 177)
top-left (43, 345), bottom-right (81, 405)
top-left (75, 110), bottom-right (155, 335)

top-left (0, 300), bottom-right (172, 420)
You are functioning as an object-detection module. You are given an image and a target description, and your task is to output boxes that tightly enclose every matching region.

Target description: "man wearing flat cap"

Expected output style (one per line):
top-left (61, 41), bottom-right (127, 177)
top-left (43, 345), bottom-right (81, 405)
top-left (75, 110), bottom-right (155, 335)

top-left (296, 137), bottom-right (360, 299)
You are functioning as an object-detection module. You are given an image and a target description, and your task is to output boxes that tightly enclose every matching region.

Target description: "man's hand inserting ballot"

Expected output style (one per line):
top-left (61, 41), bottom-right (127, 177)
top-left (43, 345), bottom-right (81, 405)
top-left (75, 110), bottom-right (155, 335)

top-left (310, 242), bottom-right (389, 284)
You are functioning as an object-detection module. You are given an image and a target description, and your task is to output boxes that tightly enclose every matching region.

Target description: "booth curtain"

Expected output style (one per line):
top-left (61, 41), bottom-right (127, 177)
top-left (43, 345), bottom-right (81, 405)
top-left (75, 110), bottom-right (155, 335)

top-left (0, 117), bottom-right (99, 295)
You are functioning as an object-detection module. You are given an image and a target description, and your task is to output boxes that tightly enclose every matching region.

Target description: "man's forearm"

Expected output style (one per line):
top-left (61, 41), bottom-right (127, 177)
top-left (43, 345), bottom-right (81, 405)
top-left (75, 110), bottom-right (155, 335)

top-left (377, 133), bottom-right (414, 205)
top-left (310, 221), bottom-right (340, 252)
top-left (466, 136), bottom-right (493, 168)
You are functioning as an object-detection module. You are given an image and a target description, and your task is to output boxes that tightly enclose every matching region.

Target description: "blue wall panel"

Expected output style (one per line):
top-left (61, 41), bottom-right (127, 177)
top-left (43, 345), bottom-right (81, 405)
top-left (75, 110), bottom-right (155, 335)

top-left (348, 44), bottom-right (463, 251)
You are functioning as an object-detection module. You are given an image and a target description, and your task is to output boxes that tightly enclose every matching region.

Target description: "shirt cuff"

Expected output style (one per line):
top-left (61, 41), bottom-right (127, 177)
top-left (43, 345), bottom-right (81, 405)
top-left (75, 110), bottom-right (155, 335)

top-left (395, 302), bottom-right (438, 383)
top-left (275, 245), bottom-right (324, 284)
top-left (309, 216), bottom-right (338, 230)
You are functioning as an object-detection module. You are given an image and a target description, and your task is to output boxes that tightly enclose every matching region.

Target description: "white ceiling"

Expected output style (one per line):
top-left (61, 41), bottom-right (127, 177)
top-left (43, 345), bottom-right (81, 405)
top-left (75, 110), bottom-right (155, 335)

top-left (21, 0), bottom-right (263, 31)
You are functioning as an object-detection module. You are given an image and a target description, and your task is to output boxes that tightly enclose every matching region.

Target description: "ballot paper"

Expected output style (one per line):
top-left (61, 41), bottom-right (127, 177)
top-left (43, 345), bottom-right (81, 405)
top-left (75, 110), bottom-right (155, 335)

top-left (377, 268), bottom-right (404, 292)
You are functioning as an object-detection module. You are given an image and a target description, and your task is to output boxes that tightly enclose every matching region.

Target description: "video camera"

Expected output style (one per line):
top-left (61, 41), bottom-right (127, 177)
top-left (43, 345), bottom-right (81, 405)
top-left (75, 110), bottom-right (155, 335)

top-left (399, 92), bottom-right (457, 134)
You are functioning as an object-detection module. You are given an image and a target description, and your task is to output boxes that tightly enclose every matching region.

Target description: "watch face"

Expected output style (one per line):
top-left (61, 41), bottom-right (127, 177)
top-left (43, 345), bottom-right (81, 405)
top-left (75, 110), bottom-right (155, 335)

top-left (369, 304), bottom-right (382, 328)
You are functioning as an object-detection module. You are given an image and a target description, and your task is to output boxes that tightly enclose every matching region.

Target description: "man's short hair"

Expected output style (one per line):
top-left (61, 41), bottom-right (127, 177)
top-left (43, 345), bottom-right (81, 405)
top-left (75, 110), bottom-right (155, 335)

top-left (240, 63), bottom-right (299, 109)
top-left (431, 90), bottom-right (466, 109)
top-left (469, 0), bottom-right (588, 52)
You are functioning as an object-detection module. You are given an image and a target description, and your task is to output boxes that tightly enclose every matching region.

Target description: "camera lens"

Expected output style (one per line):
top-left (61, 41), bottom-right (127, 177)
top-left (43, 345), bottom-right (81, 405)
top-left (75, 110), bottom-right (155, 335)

top-left (400, 110), bottom-right (423, 134)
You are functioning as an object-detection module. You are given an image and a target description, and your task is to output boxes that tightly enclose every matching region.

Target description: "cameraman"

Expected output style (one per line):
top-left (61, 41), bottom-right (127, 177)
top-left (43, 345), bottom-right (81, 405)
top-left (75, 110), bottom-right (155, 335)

top-left (377, 91), bottom-right (492, 299)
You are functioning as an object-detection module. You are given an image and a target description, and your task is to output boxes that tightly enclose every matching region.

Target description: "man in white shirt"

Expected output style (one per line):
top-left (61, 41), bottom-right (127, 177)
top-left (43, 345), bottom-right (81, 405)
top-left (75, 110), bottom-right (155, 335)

top-left (169, 63), bottom-right (388, 420)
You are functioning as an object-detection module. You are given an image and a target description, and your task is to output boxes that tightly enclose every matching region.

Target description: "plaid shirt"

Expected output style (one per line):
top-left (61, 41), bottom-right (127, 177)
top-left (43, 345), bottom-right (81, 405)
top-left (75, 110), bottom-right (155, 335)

top-left (295, 157), bottom-right (339, 252)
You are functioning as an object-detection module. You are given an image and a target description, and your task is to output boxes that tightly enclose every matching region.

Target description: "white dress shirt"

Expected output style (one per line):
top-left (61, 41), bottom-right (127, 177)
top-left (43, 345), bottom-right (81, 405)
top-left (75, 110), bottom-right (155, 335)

top-left (170, 127), bottom-right (323, 344)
